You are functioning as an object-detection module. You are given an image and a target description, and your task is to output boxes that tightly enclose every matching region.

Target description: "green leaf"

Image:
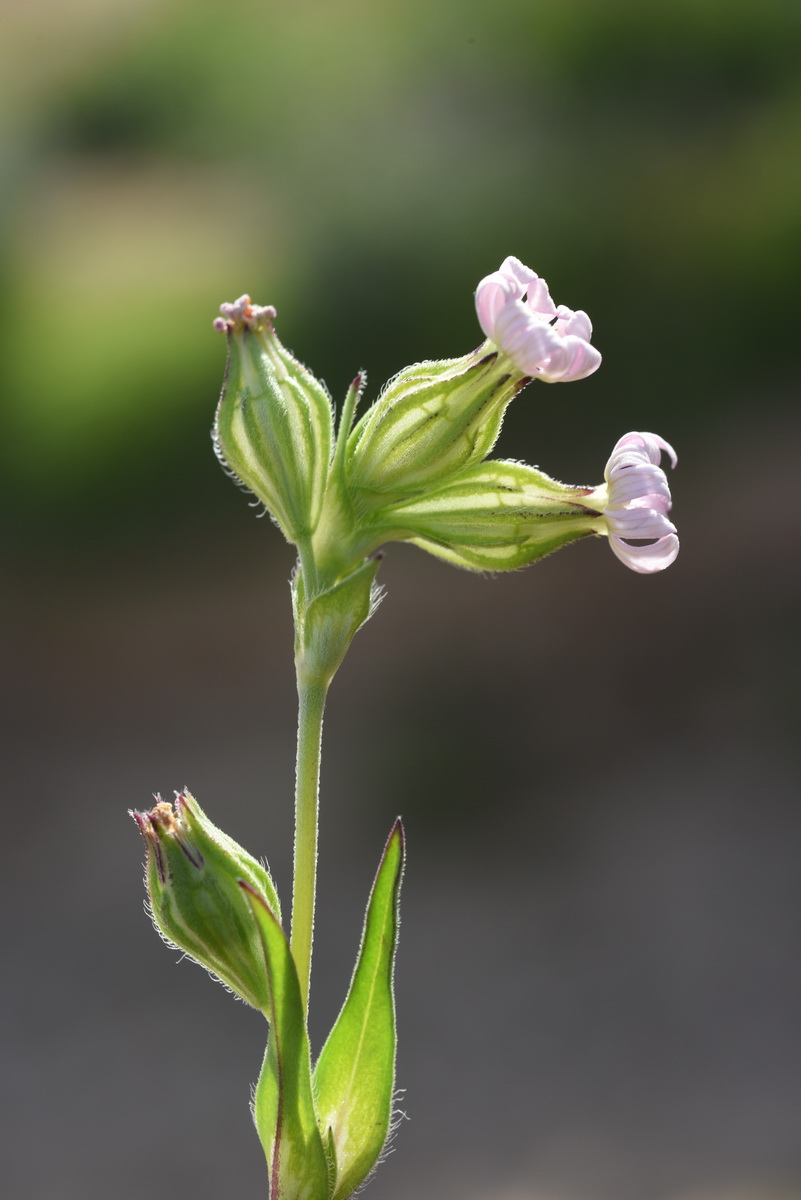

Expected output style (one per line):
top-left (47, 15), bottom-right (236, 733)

top-left (241, 883), bottom-right (330, 1200)
top-left (313, 820), bottom-right (405, 1200)
top-left (292, 556), bottom-right (383, 688)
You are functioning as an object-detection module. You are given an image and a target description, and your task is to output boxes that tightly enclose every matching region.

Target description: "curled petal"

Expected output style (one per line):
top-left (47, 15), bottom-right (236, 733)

top-left (475, 257), bottom-right (544, 336)
top-left (492, 302), bottom-right (564, 375)
top-left (607, 503), bottom-right (676, 540)
top-left (606, 463), bottom-right (672, 508)
top-left (609, 431), bottom-right (677, 470)
top-left (475, 270), bottom-right (522, 339)
top-left (553, 305), bottom-right (593, 342)
top-left (496, 255), bottom-right (540, 289)
top-left (600, 431), bottom-right (679, 573)
top-left (538, 335), bottom-right (603, 383)
top-left (524, 276), bottom-right (557, 317)
top-left (609, 533), bottom-right (680, 574)
top-left (474, 256), bottom-right (600, 383)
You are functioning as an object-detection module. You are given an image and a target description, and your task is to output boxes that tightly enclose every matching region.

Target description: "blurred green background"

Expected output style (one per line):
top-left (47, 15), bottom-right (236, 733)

top-left (3, 2), bottom-right (800, 1199)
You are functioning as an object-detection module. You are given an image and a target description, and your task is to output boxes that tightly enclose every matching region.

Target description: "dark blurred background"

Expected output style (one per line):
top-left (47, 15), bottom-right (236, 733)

top-left (3, 1), bottom-right (800, 1198)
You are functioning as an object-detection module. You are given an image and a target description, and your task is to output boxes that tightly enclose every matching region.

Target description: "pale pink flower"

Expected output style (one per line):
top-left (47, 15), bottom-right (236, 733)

top-left (475, 256), bottom-right (601, 382)
top-left (590, 432), bottom-right (679, 573)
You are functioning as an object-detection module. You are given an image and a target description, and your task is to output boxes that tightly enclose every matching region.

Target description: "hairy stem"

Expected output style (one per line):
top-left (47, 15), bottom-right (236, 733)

top-left (290, 673), bottom-right (328, 1012)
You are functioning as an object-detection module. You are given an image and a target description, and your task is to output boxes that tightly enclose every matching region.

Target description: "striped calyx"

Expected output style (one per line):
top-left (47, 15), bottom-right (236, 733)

top-left (363, 459), bottom-right (604, 571)
top-left (213, 297), bottom-right (333, 544)
top-left (345, 352), bottom-right (526, 512)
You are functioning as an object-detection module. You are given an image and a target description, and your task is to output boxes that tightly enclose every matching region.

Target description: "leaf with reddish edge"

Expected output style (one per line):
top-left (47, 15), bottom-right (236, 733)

top-left (241, 883), bottom-right (329, 1200)
top-left (313, 820), bottom-right (405, 1200)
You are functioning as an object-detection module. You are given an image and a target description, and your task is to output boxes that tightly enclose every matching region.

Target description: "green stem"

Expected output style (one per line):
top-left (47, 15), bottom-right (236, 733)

top-left (297, 536), bottom-right (319, 599)
top-left (290, 671), bottom-right (328, 1012)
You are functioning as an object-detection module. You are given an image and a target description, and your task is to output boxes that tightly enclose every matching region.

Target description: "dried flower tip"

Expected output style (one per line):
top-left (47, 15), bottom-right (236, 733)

top-left (214, 295), bottom-right (277, 333)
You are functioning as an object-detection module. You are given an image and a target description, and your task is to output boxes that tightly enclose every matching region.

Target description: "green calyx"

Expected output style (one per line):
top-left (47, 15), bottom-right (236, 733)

top-left (345, 350), bottom-right (525, 511)
top-left (133, 791), bottom-right (281, 1010)
top-left (214, 301), bottom-right (333, 544)
top-left (365, 458), bottom-right (604, 571)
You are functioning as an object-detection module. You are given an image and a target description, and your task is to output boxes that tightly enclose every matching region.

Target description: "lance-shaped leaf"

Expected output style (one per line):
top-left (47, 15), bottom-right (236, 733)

top-left (313, 820), bottom-right (405, 1200)
top-left (292, 555), bottom-right (383, 689)
top-left (241, 883), bottom-right (330, 1200)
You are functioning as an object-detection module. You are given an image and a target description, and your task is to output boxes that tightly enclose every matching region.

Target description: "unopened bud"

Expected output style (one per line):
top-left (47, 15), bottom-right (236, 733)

top-left (213, 297), bottom-right (333, 544)
top-left (132, 791), bottom-right (280, 1011)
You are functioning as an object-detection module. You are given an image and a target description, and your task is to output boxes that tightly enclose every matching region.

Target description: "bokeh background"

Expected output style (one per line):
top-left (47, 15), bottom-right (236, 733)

top-left (3, 1), bottom-right (800, 1198)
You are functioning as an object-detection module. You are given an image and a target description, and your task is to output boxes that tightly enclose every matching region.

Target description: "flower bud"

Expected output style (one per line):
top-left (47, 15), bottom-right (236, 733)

top-left (213, 297), bottom-right (333, 543)
top-left (345, 351), bottom-right (526, 510)
top-left (365, 459), bottom-right (602, 571)
top-left (132, 791), bottom-right (281, 1011)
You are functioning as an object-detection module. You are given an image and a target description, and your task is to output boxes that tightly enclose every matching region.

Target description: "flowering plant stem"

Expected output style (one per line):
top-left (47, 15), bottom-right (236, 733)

top-left (290, 668), bottom-right (328, 1013)
top-left (132, 266), bottom-right (679, 1200)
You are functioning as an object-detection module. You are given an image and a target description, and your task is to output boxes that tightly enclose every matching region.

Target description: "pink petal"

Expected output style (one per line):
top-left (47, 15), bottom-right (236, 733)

top-left (493, 302), bottom-right (563, 374)
top-left (539, 336), bottom-right (602, 383)
top-left (601, 430), bottom-right (679, 572)
top-left (497, 256), bottom-right (539, 288)
top-left (607, 507), bottom-right (677, 539)
top-left (554, 305), bottom-right (593, 341)
top-left (475, 272), bottom-right (518, 340)
top-left (525, 276), bottom-right (557, 317)
top-left (609, 533), bottom-right (680, 574)
top-left (474, 257), bottom-right (600, 384)
top-left (606, 464), bottom-right (672, 507)
top-left (623, 490), bottom-right (672, 516)
top-left (609, 432), bottom-right (677, 469)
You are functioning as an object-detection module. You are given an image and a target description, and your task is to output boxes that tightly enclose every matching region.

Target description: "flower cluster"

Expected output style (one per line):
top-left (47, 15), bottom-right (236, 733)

top-left (212, 257), bottom-right (678, 584)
